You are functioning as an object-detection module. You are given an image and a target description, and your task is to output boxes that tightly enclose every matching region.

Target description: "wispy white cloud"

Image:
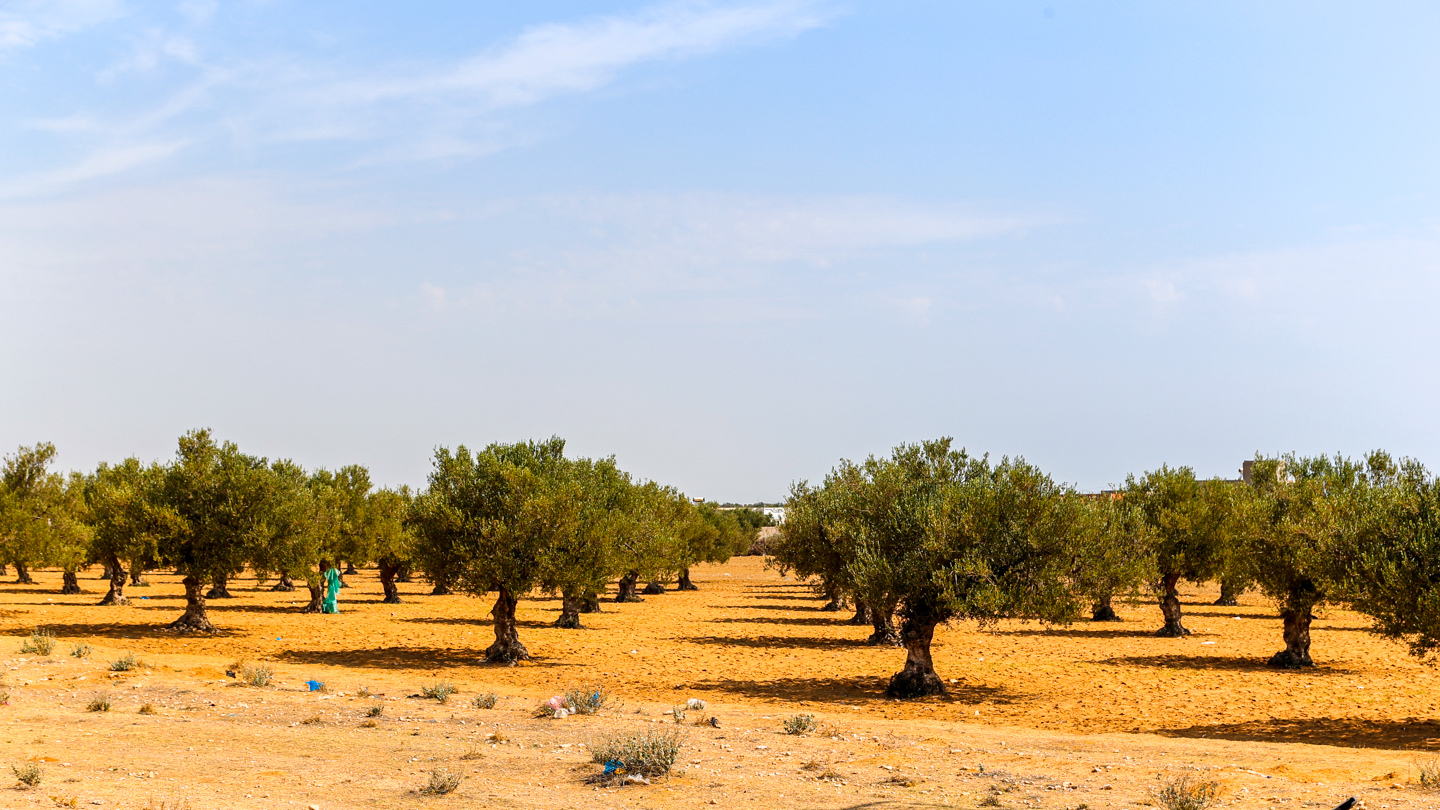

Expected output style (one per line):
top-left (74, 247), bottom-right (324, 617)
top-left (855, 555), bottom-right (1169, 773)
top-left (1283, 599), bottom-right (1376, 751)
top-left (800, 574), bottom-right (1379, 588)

top-left (0, 0), bottom-right (123, 51)
top-left (3, 140), bottom-right (192, 197)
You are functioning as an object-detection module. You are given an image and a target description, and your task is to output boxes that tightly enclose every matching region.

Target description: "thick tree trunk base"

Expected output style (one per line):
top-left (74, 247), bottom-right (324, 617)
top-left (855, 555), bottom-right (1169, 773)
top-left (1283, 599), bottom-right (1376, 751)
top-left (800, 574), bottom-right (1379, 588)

top-left (382, 591), bottom-right (402, 604)
top-left (555, 595), bottom-right (584, 629)
top-left (14, 563), bottom-right (35, 585)
top-left (886, 667), bottom-right (947, 699)
top-left (579, 593), bottom-right (602, 613)
top-left (300, 585), bottom-right (324, 614)
top-left (1213, 595), bottom-right (1239, 607)
top-left (821, 597), bottom-right (843, 612)
top-left (395, 567), bottom-right (412, 583)
top-left (847, 603), bottom-right (872, 626)
top-left (616, 573), bottom-right (643, 602)
top-left (205, 580), bottom-right (234, 599)
top-left (170, 578), bottom-right (216, 633)
top-left (677, 570), bottom-right (698, 591)
top-left (485, 589), bottom-right (531, 664)
top-left (1268, 649), bottom-right (1314, 668)
top-left (60, 572), bottom-right (81, 595)
top-left (642, 581), bottom-right (665, 595)
top-left (129, 570), bottom-right (146, 586)
top-left (430, 583), bottom-right (452, 596)
top-left (343, 562), bottom-right (358, 576)
top-left (270, 575), bottom-right (296, 592)
top-left (867, 623), bottom-right (901, 646)
top-left (484, 637), bottom-right (531, 663)
top-left (1155, 620), bottom-right (1192, 637)
top-left (1092, 604), bottom-right (1121, 622)
top-left (98, 590), bottom-right (128, 606)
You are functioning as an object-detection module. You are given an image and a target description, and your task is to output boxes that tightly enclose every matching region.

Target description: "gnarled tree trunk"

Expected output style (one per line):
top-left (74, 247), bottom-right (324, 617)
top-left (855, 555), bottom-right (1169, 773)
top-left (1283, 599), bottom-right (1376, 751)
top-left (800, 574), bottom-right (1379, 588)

top-left (0, 563), bottom-right (7, 575)
top-left (14, 562), bottom-right (35, 585)
top-left (129, 567), bottom-right (146, 586)
top-left (616, 571), bottom-right (643, 602)
top-left (60, 570), bottom-right (81, 595)
top-left (100, 564), bottom-right (114, 581)
top-left (887, 615), bottom-right (946, 698)
top-left (168, 575), bottom-right (216, 632)
top-left (205, 572), bottom-right (234, 599)
top-left (395, 564), bottom-right (412, 583)
top-left (300, 582), bottom-right (324, 613)
top-left (867, 602), bottom-right (901, 646)
top-left (1268, 607), bottom-right (1315, 668)
top-left (847, 599), bottom-right (872, 626)
top-left (1213, 578), bottom-right (1241, 607)
top-left (378, 562), bottom-right (402, 604)
top-left (270, 574), bottom-right (296, 592)
top-left (820, 582), bottom-right (843, 612)
top-left (343, 561), bottom-right (358, 576)
top-left (430, 580), bottom-right (452, 596)
top-left (677, 568), bottom-right (699, 591)
top-left (1092, 594), bottom-right (1120, 622)
top-left (579, 591), bottom-right (602, 613)
top-left (484, 587), bottom-right (530, 663)
top-left (99, 555), bottom-right (128, 605)
top-left (642, 580), bottom-right (665, 595)
top-left (1156, 572), bottom-right (1190, 637)
top-left (555, 591), bottom-right (584, 629)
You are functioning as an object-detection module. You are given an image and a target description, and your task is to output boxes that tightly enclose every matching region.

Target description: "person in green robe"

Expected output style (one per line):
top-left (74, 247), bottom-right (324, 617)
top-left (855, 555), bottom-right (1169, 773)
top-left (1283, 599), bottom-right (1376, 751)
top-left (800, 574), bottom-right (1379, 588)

top-left (321, 560), bottom-right (344, 614)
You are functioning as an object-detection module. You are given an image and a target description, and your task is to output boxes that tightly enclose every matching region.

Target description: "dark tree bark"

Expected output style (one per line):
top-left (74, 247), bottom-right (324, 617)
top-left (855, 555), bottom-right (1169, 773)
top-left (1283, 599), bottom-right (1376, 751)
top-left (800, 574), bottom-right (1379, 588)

top-left (677, 568), bottom-right (699, 591)
top-left (1267, 607), bottom-right (1315, 668)
top-left (99, 555), bottom-right (128, 606)
top-left (168, 575), bottom-right (216, 632)
top-left (100, 564), bottom-right (114, 581)
top-left (378, 563), bottom-right (402, 604)
top-left (820, 582), bottom-right (843, 611)
top-left (0, 563), bottom-right (7, 575)
top-left (642, 580), bottom-right (665, 595)
top-left (555, 591), bottom-right (584, 629)
top-left (886, 615), bottom-right (947, 699)
top-left (14, 562), bottom-right (35, 585)
top-left (129, 567), bottom-right (146, 586)
top-left (60, 570), bottom-right (81, 595)
top-left (867, 603), bottom-right (901, 646)
top-left (205, 572), bottom-right (234, 599)
top-left (616, 571), bottom-right (643, 602)
top-left (430, 580), bottom-right (452, 596)
top-left (1091, 594), bottom-right (1121, 622)
top-left (579, 591), bottom-right (602, 613)
top-left (1213, 579), bottom-right (1241, 607)
top-left (270, 574), bottom-right (296, 592)
top-left (300, 582), bottom-right (324, 613)
top-left (1156, 572), bottom-right (1191, 637)
top-left (343, 561), bottom-right (358, 576)
top-left (395, 564), bottom-right (413, 583)
top-left (846, 600), bottom-right (872, 626)
top-left (484, 587), bottom-right (530, 663)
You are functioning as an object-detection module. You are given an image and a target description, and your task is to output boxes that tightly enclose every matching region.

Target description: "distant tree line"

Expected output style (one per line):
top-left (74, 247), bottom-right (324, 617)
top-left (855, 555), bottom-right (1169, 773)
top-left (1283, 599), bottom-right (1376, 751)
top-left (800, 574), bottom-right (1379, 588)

top-left (0, 431), bottom-right (756, 662)
top-left (771, 439), bottom-right (1440, 697)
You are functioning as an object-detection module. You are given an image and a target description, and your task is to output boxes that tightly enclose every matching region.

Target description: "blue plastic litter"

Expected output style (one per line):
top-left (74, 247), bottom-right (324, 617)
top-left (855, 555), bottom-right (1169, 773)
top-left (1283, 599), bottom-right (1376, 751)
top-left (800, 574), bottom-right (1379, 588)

top-left (305, 680), bottom-right (324, 692)
top-left (603, 760), bottom-right (622, 776)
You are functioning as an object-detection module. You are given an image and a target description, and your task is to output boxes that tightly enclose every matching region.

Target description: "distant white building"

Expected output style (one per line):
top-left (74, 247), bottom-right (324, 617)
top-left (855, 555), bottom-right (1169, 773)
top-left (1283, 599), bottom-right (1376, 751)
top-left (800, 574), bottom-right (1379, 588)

top-left (762, 506), bottom-right (786, 524)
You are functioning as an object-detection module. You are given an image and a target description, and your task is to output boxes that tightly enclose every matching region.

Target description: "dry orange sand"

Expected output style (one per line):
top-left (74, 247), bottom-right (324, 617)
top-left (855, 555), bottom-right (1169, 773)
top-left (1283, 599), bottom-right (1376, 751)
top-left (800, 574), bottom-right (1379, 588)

top-left (1, 557), bottom-right (1438, 809)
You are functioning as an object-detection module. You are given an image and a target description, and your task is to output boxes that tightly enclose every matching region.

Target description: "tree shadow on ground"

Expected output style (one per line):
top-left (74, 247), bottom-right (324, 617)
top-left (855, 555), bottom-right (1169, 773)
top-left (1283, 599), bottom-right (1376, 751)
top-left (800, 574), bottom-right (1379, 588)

top-left (402, 616), bottom-right (554, 630)
top-left (1099, 654), bottom-right (1355, 675)
top-left (721, 603), bottom-right (827, 613)
top-left (682, 634), bottom-right (872, 651)
top-left (682, 674), bottom-right (1017, 706)
top-left (709, 615), bottom-right (856, 627)
top-left (14, 621), bottom-right (234, 640)
top-left (988, 627), bottom-right (1171, 639)
top-left (1159, 716), bottom-right (1440, 751)
top-left (275, 647), bottom-right (565, 670)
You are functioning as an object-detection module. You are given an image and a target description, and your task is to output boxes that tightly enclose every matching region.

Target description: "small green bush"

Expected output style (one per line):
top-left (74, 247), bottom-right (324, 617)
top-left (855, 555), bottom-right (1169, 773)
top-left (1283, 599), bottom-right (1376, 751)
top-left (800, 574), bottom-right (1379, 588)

top-left (421, 682), bottom-right (455, 704)
top-left (564, 685), bottom-right (615, 715)
top-left (591, 726), bottom-right (682, 779)
top-left (86, 696), bottom-right (112, 713)
top-left (1420, 759), bottom-right (1440, 790)
top-left (471, 693), bottom-right (497, 710)
top-left (782, 713), bottom-right (818, 735)
top-left (11, 762), bottom-right (41, 787)
top-left (69, 643), bottom-right (92, 659)
top-left (366, 704), bottom-right (384, 718)
top-left (421, 768), bottom-right (462, 795)
top-left (138, 704), bottom-right (156, 715)
top-left (1156, 774), bottom-right (1221, 810)
top-left (19, 628), bottom-right (55, 656)
top-left (109, 653), bottom-right (137, 672)
top-left (241, 664), bottom-right (273, 687)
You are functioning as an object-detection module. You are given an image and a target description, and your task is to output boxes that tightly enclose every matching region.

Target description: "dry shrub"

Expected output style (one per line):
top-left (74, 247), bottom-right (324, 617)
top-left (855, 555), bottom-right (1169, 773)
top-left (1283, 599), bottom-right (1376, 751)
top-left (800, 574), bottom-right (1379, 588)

top-left (86, 696), bottom-right (112, 713)
top-left (421, 682), bottom-right (455, 704)
top-left (19, 628), bottom-right (55, 656)
top-left (138, 704), bottom-right (156, 715)
top-left (1419, 759), bottom-right (1440, 790)
top-left (470, 693), bottom-right (497, 710)
top-left (109, 653), bottom-right (137, 672)
top-left (590, 726), bottom-right (682, 780)
top-left (241, 664), bottom-right (273, 687)
top-left (366, 704), bottom-right (384, 717)
top-left (1156, 774), bottom-right (1221, 810)
top-left (300, 714), bottom-right (322, 725)
top-left (12, 762), bottom-right (42, 788)
top-left (782, 713), bottom-right (817, 735)
top-left (421, 768), bottom-right (462, 795)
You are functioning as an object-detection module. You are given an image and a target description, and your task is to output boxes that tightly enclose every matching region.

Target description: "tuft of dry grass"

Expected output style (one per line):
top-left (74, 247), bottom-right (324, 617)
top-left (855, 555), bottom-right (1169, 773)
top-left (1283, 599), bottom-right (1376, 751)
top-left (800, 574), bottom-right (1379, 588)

top-left (19, 628), bottom-right (56, 656)
top-left (86, 695), bottom-right (112, 713)
top-left (359, 719), bottom-right (378, 728)
top-left (1156, 774), bottom-right (1221, 810)
top-left (138, 704), bottom-right (156, 715)
top-left (366, 704), bottom-right (384, 717)
top-left (420, 768), bottom-right (462, 795)
top-left (470, 693), bottom-right (497, 710)
top-left (782, 713), bottom-right (817, 735)
top-left (421, 682), bottom-right (455, 704)
top-left (1419, 758), bottom-right (1440, 790)
top-left (12, 762), bottom-right (42, 788)
top-left (300, 714), bottom-right (322, 725)
top-left (590, 726), bottom-right (683, 780)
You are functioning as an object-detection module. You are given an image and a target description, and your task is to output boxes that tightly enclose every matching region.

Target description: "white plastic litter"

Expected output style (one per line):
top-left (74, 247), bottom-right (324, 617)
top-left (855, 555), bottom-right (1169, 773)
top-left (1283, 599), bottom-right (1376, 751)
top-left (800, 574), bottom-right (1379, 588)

top-left (686, 698), bottom-right (707, 711)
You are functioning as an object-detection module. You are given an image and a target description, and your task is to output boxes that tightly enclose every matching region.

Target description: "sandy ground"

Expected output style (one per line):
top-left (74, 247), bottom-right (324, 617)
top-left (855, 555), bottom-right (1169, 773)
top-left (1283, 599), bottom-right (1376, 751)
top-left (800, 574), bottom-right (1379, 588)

top-left (1, 557), bottom-right (1439, 809)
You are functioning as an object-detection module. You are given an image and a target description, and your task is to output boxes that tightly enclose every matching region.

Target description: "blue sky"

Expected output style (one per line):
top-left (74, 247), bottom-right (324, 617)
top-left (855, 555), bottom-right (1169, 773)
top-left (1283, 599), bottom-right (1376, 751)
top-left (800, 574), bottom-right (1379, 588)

top-left (3, 1), bottom-right (1439, 499)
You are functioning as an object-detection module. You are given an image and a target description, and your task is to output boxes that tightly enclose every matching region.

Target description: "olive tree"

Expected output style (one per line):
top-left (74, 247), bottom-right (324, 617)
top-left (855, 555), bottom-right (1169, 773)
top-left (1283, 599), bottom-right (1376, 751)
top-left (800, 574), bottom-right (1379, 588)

top-left (1074, 495), bottom-right (1157, 622)
top-left (0, 443), bottom-right (59, 584)
top-left (611, 481), bottom-right (684, 603)
top-left (773, 480), bottom-right (862, 618)
top-left (86, 459), bottom-right (175, 605)
top-left (157, 430), bottom-right (272, 632)
top-left (369, 486), bottom-right (415, 604)
top-left (1125, 466), bottom-right (1244, 636)
top-left (546, 457), bottom-right (630, 628)
top-left (843, 440), bottom-right (1090, 698)
top-left (680, 502), bottom-right (742, 590)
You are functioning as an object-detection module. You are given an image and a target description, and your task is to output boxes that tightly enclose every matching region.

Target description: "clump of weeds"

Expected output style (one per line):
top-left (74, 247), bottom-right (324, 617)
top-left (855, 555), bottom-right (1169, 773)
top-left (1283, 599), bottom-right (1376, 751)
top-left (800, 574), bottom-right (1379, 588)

top-left (19, 628), bottom-right (55, 656)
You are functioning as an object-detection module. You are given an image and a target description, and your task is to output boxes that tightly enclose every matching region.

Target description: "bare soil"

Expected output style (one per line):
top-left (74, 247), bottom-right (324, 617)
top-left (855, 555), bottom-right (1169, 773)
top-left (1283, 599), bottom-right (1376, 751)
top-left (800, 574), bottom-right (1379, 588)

top-left (1, 557), bottom-right (1437, 809)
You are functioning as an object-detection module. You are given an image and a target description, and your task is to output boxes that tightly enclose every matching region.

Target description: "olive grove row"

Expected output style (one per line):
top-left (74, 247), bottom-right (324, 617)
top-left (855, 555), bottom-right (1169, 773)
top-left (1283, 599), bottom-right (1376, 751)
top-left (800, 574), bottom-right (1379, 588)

top-left (773, 438), bottom-right (1440, 697)
top-left (0, 431), bottom-right (762, 662)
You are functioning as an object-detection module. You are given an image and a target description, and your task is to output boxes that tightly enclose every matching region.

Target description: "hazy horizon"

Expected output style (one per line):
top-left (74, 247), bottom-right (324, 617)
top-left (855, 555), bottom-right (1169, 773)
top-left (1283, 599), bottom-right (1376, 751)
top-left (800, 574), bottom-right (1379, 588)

top-left (4, 1), bottom-right (1438, 500)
